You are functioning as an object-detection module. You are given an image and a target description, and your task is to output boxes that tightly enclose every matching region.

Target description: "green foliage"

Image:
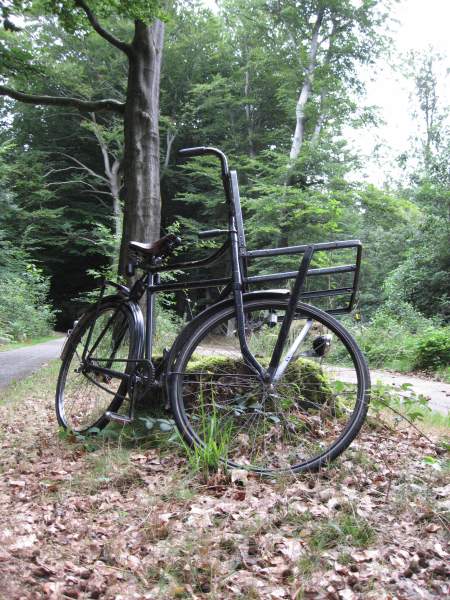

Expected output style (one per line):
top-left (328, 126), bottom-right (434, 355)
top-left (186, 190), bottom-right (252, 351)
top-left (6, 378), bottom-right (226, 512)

top-left (349, 304), bottom-right (435, 370)
top-left (384, 213), bottom-right (450, 320)
top-left (414, 329), bottom-right (450, 371)
top-left (1, 0), bottom-right (448, 378)
top-left (370, 381), bottom-right (432, 423)
top-left (39, 0), bottom-right (164, 31)
top-left (0, 247), bottom-right (55, 341)
top-left (346, 300), bottom-right (449, 378)
top-left (178, 413), bottom-right (232, 479)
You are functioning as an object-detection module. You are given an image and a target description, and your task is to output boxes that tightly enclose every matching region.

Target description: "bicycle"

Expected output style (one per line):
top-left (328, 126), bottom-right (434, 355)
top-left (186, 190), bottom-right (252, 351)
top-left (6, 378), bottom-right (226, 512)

top-left (55, 146), bottom-right (371, 475)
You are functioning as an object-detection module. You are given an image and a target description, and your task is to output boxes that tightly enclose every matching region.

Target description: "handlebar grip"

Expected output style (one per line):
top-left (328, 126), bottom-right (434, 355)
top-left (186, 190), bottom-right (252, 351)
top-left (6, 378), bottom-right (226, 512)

top-left (177, 147), bottom-right (209, 158)
top-left (177, 146), bottom-right (230, 177)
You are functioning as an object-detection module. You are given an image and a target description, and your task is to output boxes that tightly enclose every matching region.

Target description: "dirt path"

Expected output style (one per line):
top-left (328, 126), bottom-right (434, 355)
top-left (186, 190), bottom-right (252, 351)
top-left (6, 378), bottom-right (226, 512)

top-left (0, 337), bottom-right (65, 390)
top-left (370, 370), bottom-right (450, 414)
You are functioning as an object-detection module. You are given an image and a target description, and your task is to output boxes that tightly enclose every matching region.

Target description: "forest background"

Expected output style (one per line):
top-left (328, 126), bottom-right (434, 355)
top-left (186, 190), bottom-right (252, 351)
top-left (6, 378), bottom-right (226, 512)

top-left (0, 0), bottom-right (449, 379)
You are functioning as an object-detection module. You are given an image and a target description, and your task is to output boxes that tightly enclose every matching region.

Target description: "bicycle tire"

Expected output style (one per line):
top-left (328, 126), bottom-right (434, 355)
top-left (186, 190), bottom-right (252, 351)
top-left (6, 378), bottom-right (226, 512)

top-left (55, 297), bottom-right (143, 433)
top-left (168, 293), bottom-right (370, 475)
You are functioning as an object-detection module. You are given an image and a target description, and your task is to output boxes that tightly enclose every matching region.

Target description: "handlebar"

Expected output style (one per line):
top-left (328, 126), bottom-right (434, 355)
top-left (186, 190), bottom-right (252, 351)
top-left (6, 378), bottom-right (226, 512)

top-left (177, 146), bottom-right (229, 177)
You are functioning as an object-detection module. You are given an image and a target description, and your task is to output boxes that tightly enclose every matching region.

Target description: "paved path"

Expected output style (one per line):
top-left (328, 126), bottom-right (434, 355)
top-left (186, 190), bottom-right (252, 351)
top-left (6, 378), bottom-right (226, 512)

top-left (334, 368), bottom-right (450, 414)
top-left (197, 343), bottom-right (450, 415)
top-left (0, 337), bottom-right (65, 390)
top-left (370, 369), bottom-right (450, 415)
top-left (0, 337), bottom-right (448, 414)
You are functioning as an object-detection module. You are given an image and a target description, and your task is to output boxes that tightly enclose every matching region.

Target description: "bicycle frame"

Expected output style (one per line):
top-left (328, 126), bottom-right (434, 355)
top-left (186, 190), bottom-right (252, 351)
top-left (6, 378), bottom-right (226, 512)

top-left (83, 146), bottom-right (363, 393)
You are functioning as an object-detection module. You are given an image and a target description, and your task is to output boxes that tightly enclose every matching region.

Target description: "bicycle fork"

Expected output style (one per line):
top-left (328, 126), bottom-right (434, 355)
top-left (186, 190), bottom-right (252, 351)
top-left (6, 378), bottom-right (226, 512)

top-left (232, 241), bottom-right (315, 383)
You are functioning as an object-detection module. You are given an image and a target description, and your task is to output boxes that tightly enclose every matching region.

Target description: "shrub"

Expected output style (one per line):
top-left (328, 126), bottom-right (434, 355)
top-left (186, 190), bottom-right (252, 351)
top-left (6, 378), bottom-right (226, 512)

top-left (0, 261), bottom-right (55, 342)
top-left (350, 309), bottom-right (425, 369)
top-left (345, 302), bottom-right (439, 371)
top-left (414, 329), bottom-right (450, 370)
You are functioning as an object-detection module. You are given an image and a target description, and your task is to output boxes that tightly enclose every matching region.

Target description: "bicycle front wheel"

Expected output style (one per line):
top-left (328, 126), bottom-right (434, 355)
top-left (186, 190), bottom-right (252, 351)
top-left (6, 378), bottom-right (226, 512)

top-left (169, 296), bottom-right (370, 475)
top-left (55, 298), bottom-right (142, 433)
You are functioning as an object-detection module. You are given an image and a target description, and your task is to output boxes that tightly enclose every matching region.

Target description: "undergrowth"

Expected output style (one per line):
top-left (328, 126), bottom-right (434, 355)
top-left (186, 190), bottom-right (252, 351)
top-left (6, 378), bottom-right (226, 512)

top-left (344, 304), bottom-right (449, 379)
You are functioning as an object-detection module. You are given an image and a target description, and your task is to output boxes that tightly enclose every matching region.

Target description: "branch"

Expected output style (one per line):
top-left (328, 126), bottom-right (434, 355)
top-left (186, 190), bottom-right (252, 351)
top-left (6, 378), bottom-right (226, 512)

top-left (88, 113), bottom-right (112, 178)
top-left (0, 85), bottom-right (125, 114)
top-left (374, 396), bottom-right (439, 450)
top-left (46, 179), bottom-right (101, 190)
top-left (164, 129), bottom-right (177, 170)
top-left (58, 152), bottom-right (109, 183)
top-left (74, 0), bottom-right (133, 58)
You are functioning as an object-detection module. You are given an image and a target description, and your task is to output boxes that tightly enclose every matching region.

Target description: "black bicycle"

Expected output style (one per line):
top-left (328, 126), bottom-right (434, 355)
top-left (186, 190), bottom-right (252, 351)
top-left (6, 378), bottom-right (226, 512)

top-left (55, 147), bottom-right (370, 475)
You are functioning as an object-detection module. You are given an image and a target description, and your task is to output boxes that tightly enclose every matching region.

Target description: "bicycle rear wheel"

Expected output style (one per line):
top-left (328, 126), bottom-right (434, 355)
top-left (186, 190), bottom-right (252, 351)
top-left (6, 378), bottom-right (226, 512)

top-left (55, 298), bottom-right (142, 433)
top-left (169, 295), bottom-right (370, 475)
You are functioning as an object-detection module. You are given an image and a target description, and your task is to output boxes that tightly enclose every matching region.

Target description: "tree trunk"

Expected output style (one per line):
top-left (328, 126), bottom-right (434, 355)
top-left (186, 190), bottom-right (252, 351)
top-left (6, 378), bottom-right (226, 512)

top-left (287, 8), bottom-right (324, 182)
top-left (311, 21), bottom-right (338, 146)
top-left (311, 88), bottom-right (326, 144)
top-left (119, 19), bottom-right (164, 276)
top-left (244, 67), bottom-right (255, 158)
top-left (89, 113), bottom-right (123, 247)
top-left (110, 159), bottom-right (122, 244)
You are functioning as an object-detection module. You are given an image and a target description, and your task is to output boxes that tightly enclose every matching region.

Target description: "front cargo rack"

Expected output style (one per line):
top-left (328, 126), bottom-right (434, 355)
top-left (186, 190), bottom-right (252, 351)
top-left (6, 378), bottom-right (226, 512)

top-left (148, 238), bottom-right (362, 316)
top-left (244, 239), bottom-right (362, 315)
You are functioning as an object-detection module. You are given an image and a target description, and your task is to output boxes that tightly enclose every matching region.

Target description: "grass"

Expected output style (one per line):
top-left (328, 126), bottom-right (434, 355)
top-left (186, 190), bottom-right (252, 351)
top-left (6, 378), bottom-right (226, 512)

top-left (308, 513), bottom-right (375, 551)
top-left (75, 447), bottom-right (144, 493)
top-left (420, 409), bottom-right (450, 432)
top-left (297, 553), bottom-right (326, 578)
top-left (291, 512), bottom-right (376, 592)
top-left (0, 332), bottom-right (63, 352)
top-left (177, 412), bottom-right (232, 479)
top-left (0, 359), bottom-right (60, 405)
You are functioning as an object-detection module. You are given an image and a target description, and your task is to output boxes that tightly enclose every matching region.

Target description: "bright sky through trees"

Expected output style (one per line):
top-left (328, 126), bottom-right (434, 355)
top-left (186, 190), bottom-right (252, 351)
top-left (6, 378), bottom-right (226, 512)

top-left (347, 0), bottom-right (450, 184)
top-left (205, 0), bottom-right (449, 185)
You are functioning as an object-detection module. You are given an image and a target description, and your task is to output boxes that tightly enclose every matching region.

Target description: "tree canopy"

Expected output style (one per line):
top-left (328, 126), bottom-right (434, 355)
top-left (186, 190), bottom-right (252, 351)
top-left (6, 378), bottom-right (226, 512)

top-left (0, 0), bottom-right (448, 341)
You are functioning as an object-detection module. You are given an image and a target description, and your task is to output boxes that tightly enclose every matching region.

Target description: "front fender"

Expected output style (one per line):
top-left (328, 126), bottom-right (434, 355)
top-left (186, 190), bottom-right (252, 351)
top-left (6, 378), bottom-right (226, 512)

top-left (164, 290), bottom-right (291, 379)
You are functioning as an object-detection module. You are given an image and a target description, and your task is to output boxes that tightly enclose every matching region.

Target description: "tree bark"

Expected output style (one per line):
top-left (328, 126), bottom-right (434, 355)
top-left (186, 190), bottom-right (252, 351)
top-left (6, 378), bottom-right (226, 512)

top-left (287, 8), bottom-right (324, 178)
top-left (244, 67), bottom-right (255, 158)
top-left (311, 20), bottom-right (338, 145)
top-left (119, 19), bottom-right (165, 276)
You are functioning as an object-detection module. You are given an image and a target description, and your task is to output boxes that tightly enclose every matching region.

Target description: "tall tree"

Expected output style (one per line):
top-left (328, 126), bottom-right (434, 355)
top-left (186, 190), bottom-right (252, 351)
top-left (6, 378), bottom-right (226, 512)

top-left (0, 0), bottom-right (165, 275)
top-left (384, 49), bottom-right (450, 320)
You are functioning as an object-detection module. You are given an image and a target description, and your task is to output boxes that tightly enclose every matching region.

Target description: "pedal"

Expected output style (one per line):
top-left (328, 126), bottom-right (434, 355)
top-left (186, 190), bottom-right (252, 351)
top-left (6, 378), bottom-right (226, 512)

top-left (105, 411), bottom-right (133, 424)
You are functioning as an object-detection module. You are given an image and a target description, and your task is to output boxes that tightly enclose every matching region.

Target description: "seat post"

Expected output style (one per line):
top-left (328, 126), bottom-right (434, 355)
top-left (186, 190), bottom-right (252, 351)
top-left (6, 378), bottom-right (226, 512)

top-left (144, 272), bottom-right (155, 360)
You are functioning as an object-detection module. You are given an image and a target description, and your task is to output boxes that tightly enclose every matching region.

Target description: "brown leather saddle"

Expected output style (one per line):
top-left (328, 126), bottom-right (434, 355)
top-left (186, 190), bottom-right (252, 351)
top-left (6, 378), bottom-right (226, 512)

top-left (128, 233), bottom-right (181, 260)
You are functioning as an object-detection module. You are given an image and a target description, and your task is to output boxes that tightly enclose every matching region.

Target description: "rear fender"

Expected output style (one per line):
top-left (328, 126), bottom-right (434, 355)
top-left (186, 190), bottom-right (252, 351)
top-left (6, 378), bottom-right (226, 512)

top-left (60, 296), bottom-right (144, 362)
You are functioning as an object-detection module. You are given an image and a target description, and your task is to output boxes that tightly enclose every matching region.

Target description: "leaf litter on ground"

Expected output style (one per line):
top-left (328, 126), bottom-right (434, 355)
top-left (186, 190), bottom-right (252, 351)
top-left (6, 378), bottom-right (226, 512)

top-left (0, 370), bottom-right (448, 599)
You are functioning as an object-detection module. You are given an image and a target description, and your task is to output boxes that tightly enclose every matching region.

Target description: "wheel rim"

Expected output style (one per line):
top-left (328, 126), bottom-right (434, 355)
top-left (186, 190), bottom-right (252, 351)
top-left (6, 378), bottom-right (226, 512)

top-left (173, 301), bottom-right (368, 473)
top-left (58, 306), bottom-right (132, 432)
